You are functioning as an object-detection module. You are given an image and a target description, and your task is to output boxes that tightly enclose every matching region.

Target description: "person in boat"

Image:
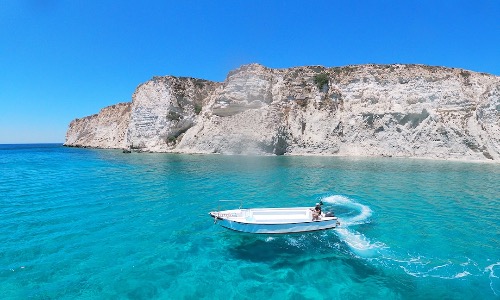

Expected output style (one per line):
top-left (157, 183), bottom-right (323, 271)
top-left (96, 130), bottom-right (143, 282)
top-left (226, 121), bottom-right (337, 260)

top-left (311, 203), bottom-right (322, 220)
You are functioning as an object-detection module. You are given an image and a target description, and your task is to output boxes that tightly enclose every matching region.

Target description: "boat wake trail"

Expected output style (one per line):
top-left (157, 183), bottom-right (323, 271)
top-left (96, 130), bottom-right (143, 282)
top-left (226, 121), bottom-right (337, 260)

top-left (321, 195), bottom-right (498, 294)
top-left (322, 195), bottom-right (373, 226)
top-left (322, 195), bottom-right (387, 258)
top-left (261, 194), bottom-right (498, 296)
top-left (485, 262), bottom-right (500, 296)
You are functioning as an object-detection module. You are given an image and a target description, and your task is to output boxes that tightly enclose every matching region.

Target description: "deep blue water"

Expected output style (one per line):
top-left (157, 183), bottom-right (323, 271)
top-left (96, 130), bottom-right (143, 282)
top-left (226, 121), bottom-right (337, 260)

top-left (0, 144), bottom-right (499, 299)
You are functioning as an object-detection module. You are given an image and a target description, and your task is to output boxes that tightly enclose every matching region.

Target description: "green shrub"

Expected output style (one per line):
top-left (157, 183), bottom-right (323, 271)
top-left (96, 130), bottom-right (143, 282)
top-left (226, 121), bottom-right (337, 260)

top-left (313, 73), bottom-right (329, 90)
top-left (460, 70), bottom-right (471, 78)
top-left (194, 103), bottom-right (202, 114)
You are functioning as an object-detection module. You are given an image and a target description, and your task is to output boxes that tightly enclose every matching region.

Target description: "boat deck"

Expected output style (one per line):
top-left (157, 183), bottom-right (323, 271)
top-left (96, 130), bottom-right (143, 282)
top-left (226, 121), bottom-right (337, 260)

top-left (249, 209), bottom-right (311, 223)
top-left (212, 207), bottom-right (335, 224)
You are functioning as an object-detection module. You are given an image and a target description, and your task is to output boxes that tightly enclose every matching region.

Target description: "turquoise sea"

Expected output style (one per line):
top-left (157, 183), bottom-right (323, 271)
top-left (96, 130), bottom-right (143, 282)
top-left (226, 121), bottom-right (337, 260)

top-left (1, 144), bottom-right (499, 299)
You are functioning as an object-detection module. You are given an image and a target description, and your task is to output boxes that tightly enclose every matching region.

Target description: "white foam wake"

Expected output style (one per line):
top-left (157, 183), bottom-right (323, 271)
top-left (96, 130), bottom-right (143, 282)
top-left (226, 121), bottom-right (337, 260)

top-left (322, 195), bottom-right (373, 226)
top-left (322, 195), bottom-right (481, 281)
top-left (397, 257), bottom-right (478, 280)
top-left (335, 227), bottom-right (387, 257)
top-left (322, 195), bottom-right (387, 257)
top-left (264, 194), bottom-right (491, 292)
top-left (485, 262), bottom-right (500, 296)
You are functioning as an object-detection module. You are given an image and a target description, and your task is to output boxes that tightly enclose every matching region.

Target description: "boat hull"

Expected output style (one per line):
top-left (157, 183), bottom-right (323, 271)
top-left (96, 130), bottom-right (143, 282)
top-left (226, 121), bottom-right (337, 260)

top-left (215, 218), bottom-right (339, 234)
top-left (209, 208), bottom-right (339, 234)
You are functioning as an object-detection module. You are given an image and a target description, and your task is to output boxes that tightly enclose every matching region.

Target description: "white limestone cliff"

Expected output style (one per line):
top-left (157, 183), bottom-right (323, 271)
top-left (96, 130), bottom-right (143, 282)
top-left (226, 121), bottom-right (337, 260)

top-left (65, 102), bottom-right (131, 149)
top-left (65, 64), bottom-right (500, 161)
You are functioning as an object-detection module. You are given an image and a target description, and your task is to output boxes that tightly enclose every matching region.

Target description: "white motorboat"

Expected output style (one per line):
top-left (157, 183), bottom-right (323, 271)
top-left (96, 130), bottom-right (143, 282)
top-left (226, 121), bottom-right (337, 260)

top-left (209, 205), bottom-right (339, 234)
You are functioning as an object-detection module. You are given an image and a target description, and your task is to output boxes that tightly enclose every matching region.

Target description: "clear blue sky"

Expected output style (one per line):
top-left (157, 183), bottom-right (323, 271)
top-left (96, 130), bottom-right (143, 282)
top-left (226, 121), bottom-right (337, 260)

top-left (1, 0), bottom-right (499, 143)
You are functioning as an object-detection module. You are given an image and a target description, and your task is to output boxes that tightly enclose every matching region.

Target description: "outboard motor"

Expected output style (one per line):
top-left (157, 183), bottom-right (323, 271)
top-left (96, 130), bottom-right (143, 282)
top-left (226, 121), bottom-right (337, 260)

top-left (325, 211), bottom-right (335, 217)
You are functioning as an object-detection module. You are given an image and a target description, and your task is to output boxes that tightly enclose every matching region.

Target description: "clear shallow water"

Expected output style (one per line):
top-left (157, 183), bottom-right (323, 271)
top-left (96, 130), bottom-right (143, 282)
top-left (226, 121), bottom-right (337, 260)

top-left (1, 144), bottom-right (499, 299)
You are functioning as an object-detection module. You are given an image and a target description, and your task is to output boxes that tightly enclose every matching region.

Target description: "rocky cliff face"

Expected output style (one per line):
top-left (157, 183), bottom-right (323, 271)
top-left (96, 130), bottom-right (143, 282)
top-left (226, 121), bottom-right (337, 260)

top-left (65, 102), bottom-right (131, 149)
top-left (65, 64), bottom-right (500, 161)
top-left (126, 76), bottom-right (218, 151)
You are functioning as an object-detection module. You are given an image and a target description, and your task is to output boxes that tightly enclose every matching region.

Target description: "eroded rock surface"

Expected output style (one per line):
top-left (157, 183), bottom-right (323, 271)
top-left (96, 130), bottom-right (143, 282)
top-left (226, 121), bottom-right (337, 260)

top-left (65, 102), bottom-right (131, 149)
top-left (65, 64), bottom-right (500, 161)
